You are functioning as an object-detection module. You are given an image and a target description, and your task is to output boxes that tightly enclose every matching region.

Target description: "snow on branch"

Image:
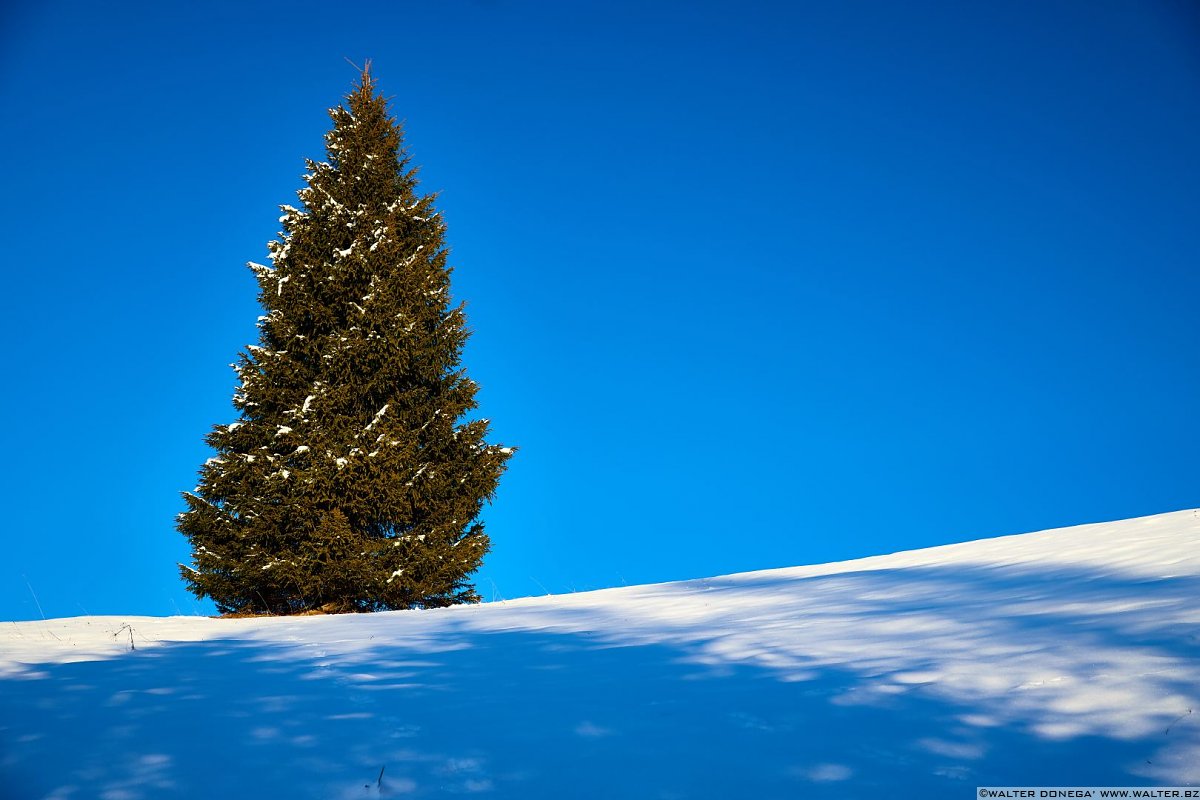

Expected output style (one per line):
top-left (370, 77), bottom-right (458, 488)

top-left (365, 404), bottom-right (390, 432)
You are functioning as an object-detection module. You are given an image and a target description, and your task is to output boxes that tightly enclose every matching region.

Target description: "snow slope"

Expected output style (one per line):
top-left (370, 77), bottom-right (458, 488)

top-left (2, 510), bottom-right (1198, 798)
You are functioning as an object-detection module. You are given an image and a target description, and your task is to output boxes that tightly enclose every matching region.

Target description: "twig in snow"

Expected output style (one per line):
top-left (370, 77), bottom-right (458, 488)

top-left (113, 624), bottom-right (136, 651)
top-left (23, 575), bottom-right (60, 641)
top-left (364, 765), bottom-right (385, 791)
top-left (22, 575), bottom-right (46, 620)
top-left (1166, 708), bottom-right (1192, 734)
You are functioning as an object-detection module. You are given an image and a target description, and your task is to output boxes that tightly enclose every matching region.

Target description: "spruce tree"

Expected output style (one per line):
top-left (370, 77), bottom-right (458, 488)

top-left (177, 67), bottom-right (513, 615)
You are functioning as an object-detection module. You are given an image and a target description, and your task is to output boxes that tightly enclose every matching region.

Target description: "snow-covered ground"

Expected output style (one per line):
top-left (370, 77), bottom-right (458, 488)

top-left (2, 510), bottom-right (1198, 798)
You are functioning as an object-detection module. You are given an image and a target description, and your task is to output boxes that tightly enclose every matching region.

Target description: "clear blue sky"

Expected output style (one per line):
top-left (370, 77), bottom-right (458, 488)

top-left (1, 0), bottom-right (1197, 621)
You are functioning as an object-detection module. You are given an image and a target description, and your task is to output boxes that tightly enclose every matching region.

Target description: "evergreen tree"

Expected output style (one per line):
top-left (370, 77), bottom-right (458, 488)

top-left (178, 67), bottom-right (513, 615)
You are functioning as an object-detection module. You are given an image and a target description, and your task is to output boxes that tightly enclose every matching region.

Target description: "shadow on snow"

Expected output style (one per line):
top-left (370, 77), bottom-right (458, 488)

top-left (1, 561), bottom-right (1197, 798)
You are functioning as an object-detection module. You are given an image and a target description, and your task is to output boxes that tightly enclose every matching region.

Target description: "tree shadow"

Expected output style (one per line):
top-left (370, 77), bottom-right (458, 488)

top-left (1, 561), bottom-right (1197, 798)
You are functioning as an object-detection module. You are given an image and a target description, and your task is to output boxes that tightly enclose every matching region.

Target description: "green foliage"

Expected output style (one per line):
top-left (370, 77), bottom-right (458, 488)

top-left (178, 68), bottom-right (514, 615)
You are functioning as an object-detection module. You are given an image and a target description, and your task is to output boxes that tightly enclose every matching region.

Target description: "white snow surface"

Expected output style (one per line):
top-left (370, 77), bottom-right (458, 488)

top-left (2, 509), bottom-right (1198, 798)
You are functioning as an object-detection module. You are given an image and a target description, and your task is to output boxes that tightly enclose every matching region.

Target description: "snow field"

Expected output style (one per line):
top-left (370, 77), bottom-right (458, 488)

top-left (1, 509), bottom-right (1197, 797)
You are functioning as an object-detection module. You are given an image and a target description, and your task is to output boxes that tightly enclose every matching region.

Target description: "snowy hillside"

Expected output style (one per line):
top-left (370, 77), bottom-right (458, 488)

top-left (2, 510), bottom-right (1198, 798)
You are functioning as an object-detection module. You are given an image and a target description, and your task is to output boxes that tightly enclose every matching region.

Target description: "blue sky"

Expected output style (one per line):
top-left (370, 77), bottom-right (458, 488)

top-left (1, 0), bottom-right (1197, 620)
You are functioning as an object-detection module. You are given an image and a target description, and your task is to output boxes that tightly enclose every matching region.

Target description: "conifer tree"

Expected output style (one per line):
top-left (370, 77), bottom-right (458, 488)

top-left (177, 67), bottom-right (513, 615)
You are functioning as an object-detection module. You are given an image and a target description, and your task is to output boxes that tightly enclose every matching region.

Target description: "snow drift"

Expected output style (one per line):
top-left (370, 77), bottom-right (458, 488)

top-left (2, 509), bottom-right (1198, 798)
